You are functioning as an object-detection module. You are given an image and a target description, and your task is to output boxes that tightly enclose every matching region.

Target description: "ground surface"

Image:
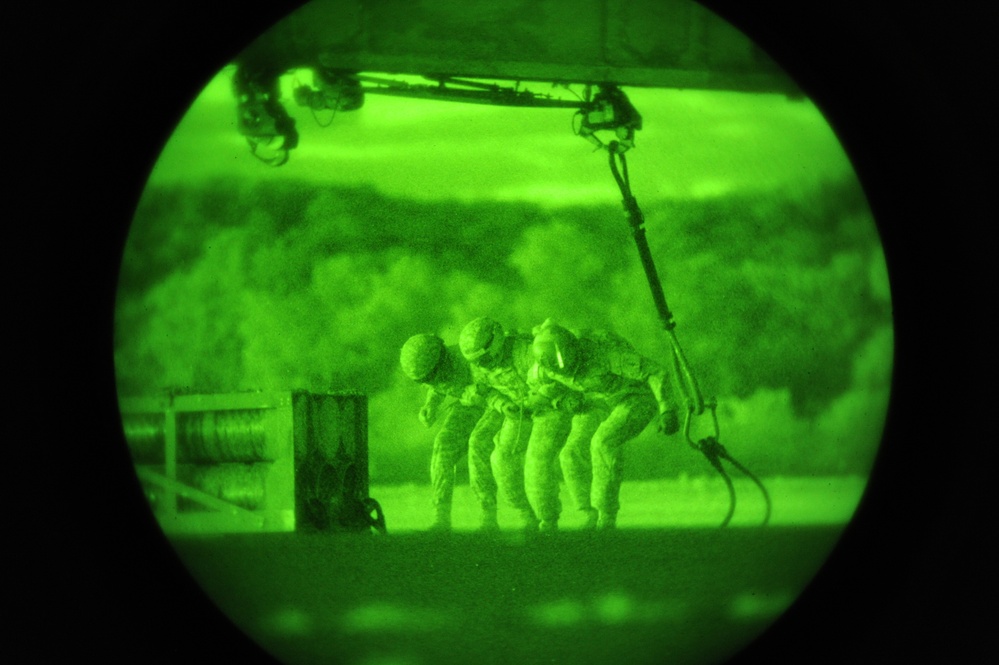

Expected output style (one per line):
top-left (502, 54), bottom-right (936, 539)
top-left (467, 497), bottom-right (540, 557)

top-left (370, 474), bottom-right (867, 531)
top-left (165, 476), bottom-right (865, 665)
top-left (174, 527), bottom-right (846, 665)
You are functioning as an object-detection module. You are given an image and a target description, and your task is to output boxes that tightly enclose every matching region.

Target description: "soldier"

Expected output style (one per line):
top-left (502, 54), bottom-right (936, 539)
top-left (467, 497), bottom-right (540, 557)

top-left (458, 317), bottom-right (541, 531)
top-left (525, 358), bottom-right (605, 531)
top-left (399, 333), bottom-right (500, 532)
top-left (557, 409), bottom-right (605, 528)
top-left (530, 319), bottom-right (682, 529)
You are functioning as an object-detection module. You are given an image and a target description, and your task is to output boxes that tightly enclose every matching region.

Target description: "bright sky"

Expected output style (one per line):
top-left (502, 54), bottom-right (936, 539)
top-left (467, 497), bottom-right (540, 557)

top-left (148, 67), bottom-right (856, 204)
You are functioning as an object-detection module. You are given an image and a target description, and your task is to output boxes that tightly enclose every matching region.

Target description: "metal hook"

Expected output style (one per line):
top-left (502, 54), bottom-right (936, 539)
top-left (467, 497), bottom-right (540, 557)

top-left (685, 402), bottom-right (771, 527)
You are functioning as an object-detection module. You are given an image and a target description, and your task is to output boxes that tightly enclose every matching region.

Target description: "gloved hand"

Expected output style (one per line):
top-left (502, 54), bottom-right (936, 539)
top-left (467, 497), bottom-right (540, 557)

top-left (501, 402), bottom-right (522, 419)
top-left (419, 404), bottom-right (438, 428)
top-left (525, 397), bottom-right (548, 414)
top-left (460, 385), bottom-right (485, 407)
top-left (656, 408), bottom-right (680, 435)
top-left (553, 391), bottom-right (584, 414)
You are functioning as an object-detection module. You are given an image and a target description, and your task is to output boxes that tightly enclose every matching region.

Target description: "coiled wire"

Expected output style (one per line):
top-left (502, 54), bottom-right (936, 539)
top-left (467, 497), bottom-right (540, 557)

top-left (123, 410), bottom-right (270, 463)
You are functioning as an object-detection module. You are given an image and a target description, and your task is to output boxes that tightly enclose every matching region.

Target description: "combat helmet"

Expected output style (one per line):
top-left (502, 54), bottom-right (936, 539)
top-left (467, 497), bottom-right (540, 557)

top-left (400, 334), bottom-right (446, 382)
top-left (459, 317), bottom-right (505, 364)
top-left (531, 319), bottom-right (580, 372)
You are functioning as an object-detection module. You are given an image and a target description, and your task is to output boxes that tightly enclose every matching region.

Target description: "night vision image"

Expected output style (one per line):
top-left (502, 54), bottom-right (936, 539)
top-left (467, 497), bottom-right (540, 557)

top-left (114, 1), bottom-right (893, 664)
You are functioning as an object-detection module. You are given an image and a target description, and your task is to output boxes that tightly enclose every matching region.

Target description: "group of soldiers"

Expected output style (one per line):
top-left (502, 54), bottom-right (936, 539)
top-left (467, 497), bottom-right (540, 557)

top-left (398, 316), bottom-right (682, 533)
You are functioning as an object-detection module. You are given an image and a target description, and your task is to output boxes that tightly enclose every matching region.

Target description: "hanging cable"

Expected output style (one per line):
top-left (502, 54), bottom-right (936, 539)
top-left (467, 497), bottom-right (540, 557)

top-left (589, 95), bottom-right (771, 526)
top-left (607, 144), bottom-right (705, 416)
top-left (683, 403), bottom-right (772, 527)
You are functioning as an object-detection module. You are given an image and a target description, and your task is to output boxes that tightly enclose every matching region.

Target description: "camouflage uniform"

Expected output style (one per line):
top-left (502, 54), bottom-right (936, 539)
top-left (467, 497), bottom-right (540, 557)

top-left (526, 361), bottom-right (613, 530)
top-left (533, 328), bottom-right (681, 529)
top-left (558, 408), bottom-right (604, 524)
top-left (405, 340), bottom-right (500, 531)
top-left (466, 332), bottom-right (540, 530)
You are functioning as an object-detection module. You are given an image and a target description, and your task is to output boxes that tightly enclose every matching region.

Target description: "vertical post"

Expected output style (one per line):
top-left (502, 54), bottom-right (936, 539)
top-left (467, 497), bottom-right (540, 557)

top-left (355, 394), bottom-right (369, 501)
top-left (164, 406), bottom-right (178, 519)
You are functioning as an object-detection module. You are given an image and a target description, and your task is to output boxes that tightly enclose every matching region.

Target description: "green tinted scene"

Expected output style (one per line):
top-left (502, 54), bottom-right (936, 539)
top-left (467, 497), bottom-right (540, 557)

top-left (114, 1), bottom-right (892, 664)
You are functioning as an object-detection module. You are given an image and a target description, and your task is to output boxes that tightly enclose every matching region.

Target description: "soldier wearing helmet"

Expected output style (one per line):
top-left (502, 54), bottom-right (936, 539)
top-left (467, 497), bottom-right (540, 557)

top-left (458, 317), bottom-right (542, 531)
top-left (530, 319), bottom-right (681, 529)
top-left (523, 348), bottom-right (605, 532)
top-left (399, 333), bottom-right (500, 532)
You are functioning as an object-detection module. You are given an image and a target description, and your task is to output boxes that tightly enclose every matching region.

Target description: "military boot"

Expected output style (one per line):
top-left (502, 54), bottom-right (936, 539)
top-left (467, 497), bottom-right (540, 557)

top-left (581, 507), bottom-right (599, 530)
top-left (520, 508), bottom-right (540, 532)
top-left (429, 504), bottom-right (452, 532)
top-left (597, 511), bottom-right (617, 530)
top-left (539, 519), bottom-right (559, 533)
top-left (479, 505), bottom-right (499, 532)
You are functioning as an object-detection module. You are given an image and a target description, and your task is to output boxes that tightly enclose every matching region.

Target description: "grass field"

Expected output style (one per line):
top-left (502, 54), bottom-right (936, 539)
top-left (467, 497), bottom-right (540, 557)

top-left (370, 474), bottom-right (868, 532)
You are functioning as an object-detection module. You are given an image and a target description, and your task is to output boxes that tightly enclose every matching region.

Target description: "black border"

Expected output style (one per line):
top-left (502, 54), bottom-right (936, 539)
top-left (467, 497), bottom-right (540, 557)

top-left (52, 2), bottom-right (987, 663)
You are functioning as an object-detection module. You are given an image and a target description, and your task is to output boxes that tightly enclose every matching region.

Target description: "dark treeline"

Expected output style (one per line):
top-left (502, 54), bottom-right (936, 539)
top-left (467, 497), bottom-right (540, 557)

top-left (115, 176), bottom-right (891, 481)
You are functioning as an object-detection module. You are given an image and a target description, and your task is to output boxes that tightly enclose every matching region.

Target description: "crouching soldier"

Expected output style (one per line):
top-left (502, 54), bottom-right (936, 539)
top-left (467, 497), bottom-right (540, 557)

top-left (399, 333), bottom-right (500, 531)
top-left (525, 358), bottom-right (605, 531)
top-left (458, 317), bottom-right (540, 531)
top-left (530, 319), bottom-right (682, 529)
